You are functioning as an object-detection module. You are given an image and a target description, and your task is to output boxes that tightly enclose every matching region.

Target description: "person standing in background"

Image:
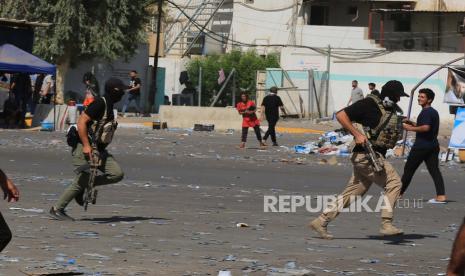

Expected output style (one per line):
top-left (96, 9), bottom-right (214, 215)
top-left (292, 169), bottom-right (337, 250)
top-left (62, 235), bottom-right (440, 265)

top-left (261, 86), bottom-right (287, 146)
top-left (236, 92), bottom-right (266, 149)
top-left (369, 83), bottom-right (381, 97)
top-left (122, 70), bottom-right (142, 116)
top-left (10, 73), bottom-right (32, 128)
top-left (82, 72), bottom-right (100, 107)
top-left (31, 73), bottom-right (45, 114)
top-left (40, 74), bottom-right (54, 104)
top-left (401, 88), bottom-right (446, 203)
top-left (347, 80), bottom-right (364, 106)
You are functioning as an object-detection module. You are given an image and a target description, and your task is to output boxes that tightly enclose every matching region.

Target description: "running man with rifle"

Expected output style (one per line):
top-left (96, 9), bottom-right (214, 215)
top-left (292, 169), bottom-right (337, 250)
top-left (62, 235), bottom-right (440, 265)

top-left (310, 80), bottom-right (408, 239)
top-left (49, 78), bottom-right (126, 221)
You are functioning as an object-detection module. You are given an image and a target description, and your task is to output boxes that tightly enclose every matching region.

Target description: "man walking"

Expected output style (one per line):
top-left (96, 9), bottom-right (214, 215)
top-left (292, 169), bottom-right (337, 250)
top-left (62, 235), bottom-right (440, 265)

top-left (347, 80), bottom-right (364, 106)
top-left (401, 88), bottom-right (446, 203)
top-left (0, 169), bottom-right (20, 252)
top-left (122, 70), bottom-right (142, 116)
top-left (261, 86), bottom-right (287, 146)
top-left (310, 80), bottom-right (408, 239)
top-left (49, 78), bottom-right (126, 221)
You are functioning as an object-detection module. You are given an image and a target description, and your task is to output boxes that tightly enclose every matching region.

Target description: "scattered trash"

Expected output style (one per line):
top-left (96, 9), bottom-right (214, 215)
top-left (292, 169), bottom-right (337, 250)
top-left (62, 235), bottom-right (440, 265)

top-left (285, 261), bottom-right (297, 269)
top-left (223, 255), bottom-right (237, 261)
top-left (9, 207), bottom-right (44, 213)
top-left (360, 258), bottom-right (380, 264)
top-left (112, 247), bottom-right (127, 253)
top-left (294, 129), bottom-right (352, 156)
top-left (83, 253), bottom-right (111, 261)
top-left (218, 270), bottom-right (232, 276)
top-left (194, 124), bottom-right (215, 131)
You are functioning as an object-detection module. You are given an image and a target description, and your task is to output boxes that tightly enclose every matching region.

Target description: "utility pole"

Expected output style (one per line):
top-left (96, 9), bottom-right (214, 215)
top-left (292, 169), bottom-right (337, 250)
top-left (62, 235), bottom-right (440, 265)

top-left (148, 0), bottom-right (163, 115)
top-left (287, 0), bottom-right (298, 45)
top-left (198, 66), bottom-right (202, 106)
top-left (325, 45), bottom-right (331, 117)
top-left (462, 17), bottom-right (465, 65)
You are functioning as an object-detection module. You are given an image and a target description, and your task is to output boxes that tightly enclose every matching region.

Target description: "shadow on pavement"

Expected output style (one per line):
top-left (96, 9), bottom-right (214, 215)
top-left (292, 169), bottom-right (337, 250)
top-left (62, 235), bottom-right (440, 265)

top-left (80, 216), bottom-right (170, 223)
top-left (333, 233), bottom-right (438, 245)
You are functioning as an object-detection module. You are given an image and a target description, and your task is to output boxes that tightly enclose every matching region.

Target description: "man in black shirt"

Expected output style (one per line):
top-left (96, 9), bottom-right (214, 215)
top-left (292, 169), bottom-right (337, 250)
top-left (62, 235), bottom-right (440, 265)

top-left (49, 78), bottom-right (126, 221)
top-left (400, 88), bottom-right (446, 203)
top-left (10, 73), bottom-right (32, 127)
top-left (310, 80), bottom-right (408, 239)
top-left (369, 83), bottom-right (380, 97)
top-left (122, 70), bottom-right (142, 116)
top-left (261, 86), bottom-right (286, 146)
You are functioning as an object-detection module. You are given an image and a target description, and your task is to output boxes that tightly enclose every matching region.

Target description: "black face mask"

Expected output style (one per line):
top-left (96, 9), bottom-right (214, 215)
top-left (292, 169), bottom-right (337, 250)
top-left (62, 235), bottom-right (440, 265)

top-left (105, 89), bottom-right (125, 103)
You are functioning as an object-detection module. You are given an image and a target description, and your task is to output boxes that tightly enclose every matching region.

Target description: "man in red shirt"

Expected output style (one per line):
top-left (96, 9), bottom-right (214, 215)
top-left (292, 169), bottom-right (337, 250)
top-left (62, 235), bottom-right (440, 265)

top-left (236, 93), bottom-right (266, 149)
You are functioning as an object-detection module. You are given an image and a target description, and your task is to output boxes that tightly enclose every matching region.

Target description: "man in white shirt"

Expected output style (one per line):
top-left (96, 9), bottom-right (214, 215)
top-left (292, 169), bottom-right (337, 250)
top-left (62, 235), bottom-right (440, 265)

top-left (40, 74), bottom-right (54, 104)
top-left (347, 80), bottom-right (364, 106)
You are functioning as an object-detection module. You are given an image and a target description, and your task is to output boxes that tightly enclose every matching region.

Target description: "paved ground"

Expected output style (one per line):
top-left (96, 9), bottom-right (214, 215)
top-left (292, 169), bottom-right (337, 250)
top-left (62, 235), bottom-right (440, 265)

top-left (0, 127), bottom-right (464, 275)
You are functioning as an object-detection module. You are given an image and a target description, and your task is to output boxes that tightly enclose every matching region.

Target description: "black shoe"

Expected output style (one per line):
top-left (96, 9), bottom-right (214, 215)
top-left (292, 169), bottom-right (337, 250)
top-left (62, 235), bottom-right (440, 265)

top-left (75, 190), bottom-right (84, 206)
top-left (49, 207), bottom-right (75, 221)
top-left (272, 143), bottom-right (279, 146)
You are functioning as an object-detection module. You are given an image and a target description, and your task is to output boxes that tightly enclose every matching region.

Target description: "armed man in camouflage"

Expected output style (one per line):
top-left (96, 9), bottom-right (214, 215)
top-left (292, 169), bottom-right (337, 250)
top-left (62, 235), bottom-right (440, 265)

top-left (310, 80), bottom-right (408, 239)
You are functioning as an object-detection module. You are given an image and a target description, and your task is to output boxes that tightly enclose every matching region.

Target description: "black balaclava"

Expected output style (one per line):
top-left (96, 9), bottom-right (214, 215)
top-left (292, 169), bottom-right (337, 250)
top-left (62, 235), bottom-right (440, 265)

top-left (104, 78), bottom-right (126, 103)
top-left (380, 80), bottom-right (407, 107)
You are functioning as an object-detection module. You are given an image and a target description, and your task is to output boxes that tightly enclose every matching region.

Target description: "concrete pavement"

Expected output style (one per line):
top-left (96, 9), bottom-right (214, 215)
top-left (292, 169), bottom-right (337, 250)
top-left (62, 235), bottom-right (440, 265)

top-left (0, 128), bottom-right (463, 275)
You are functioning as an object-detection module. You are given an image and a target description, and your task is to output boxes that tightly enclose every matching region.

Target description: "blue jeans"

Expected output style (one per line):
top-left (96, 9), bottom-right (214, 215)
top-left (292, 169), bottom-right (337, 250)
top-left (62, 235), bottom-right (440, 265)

top-left (122, 93), bottom-right (141, 113)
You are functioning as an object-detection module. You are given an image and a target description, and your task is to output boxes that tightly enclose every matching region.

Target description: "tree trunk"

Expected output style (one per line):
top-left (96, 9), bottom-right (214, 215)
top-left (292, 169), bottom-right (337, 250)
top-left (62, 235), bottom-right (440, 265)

top-left (55, 55), bottom-right (70, 105)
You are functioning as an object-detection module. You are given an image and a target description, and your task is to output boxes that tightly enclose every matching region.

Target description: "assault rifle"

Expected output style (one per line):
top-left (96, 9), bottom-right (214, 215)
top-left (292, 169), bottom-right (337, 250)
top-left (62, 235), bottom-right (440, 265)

top-left (362, 128), bottom-right (384, 173)
top-left (83, 143), bottom-right (99, 211)
top-left (82, 125), bottom-right (104, 211)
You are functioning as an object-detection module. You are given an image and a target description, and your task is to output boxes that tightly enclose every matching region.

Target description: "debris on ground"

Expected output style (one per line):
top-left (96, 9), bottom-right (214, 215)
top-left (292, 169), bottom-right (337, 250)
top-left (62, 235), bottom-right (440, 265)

top-left (294, 129), bottom-right (352, 156)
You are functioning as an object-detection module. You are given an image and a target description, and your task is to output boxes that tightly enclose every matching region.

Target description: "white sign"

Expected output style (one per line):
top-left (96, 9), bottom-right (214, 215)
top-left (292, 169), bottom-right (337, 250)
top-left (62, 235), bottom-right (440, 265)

top-left (449, 107), bottom-right (465, 149)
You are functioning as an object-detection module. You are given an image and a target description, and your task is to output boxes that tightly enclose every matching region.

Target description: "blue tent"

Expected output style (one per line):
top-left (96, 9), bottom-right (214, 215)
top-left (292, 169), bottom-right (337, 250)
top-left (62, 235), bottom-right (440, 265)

top-left (0, 43), bottom-right (56, 75)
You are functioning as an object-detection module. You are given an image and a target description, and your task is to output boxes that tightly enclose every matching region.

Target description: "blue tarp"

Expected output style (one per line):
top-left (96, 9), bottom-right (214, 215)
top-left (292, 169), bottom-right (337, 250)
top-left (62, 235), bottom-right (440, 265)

top-left (0, 43), bottom-right (56, 75)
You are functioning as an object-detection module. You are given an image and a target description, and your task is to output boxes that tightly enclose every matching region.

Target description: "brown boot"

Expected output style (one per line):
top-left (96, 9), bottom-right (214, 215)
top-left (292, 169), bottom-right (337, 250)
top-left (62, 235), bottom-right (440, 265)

top-left (380, 219), bottom-right (403, 236)
top-left (259, 141), bottom-right (267, 149)
top-left (309, 218), bottom-right (333, 240)
top-left (239, 142), bottom-right (246, 149)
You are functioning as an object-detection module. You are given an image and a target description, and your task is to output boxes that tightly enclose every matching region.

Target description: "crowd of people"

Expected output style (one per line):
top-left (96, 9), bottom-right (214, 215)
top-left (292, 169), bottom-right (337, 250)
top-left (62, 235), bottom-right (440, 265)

top-left (0, 70), bottom-right (144, 129)
top-left (0, 72), bottom-right (54, 128)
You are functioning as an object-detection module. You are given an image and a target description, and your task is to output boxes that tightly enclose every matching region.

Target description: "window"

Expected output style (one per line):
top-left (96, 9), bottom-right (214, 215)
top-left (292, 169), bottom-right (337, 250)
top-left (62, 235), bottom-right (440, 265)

top-left (391, 13), bottom-right (411, 32)
top-left (310, 5), bottom-right (329, 26)
top-left (348, 6), bottom-right (358, 15)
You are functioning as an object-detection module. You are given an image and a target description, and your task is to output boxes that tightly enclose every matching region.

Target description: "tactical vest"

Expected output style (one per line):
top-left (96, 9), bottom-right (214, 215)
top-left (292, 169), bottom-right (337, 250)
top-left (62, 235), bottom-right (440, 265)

top-left (365, 94), bottom-right (403, 150)
top-left (91, 97), bottom-right (118, 145)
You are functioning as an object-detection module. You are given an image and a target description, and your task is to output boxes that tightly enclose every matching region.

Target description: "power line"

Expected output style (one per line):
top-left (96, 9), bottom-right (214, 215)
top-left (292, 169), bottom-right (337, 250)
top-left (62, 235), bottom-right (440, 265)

top-left (165, 0), bottom-right (390, 60)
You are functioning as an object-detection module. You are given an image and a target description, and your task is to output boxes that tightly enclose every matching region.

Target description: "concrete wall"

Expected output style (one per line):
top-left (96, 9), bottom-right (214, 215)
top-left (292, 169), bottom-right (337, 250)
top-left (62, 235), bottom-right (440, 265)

top-left (230, 0), bottom-right (380, 51)
top-left (281, 47), bottom-right (464, 123)
top-left (64, 44), bottom-right (150, 112)
top-left (159, 105), bottom-right (241, 130)
top-left (229, 0), bottom-right (294, 52)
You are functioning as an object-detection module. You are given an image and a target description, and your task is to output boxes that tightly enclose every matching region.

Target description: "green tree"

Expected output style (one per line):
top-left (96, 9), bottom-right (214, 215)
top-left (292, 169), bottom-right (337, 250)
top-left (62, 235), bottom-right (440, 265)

top-left (187, 50), bottom-right (279, 106)
top-left (0, 0), bottom-right (151, 103)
